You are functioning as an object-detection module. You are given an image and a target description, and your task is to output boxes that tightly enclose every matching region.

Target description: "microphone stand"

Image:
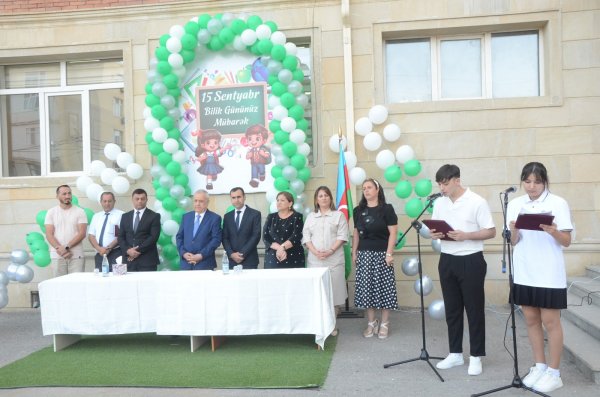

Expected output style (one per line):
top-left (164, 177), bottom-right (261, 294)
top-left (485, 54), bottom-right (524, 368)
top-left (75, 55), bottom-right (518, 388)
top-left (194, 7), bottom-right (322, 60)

top-left (471, 192), bottom-right (549, 396)
top-left (384, 197), bottom-right (444, 382)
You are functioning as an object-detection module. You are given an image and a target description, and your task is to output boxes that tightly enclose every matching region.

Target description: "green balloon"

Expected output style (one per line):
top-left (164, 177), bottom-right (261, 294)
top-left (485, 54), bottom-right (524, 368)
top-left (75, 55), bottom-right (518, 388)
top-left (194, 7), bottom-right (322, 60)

top-left (84, 207), bottom-right (94, 223)
top-left (404, 159), bottom-right (422, 177)
top-left (198, 14), bottom-right (211, 28)
top-left (267, 75), bottom-right (278, 85)
top-left (145, 83), bottom-right (153, 95)
top-left (293, 69), bottom-right (304, 82)
top-left (162, 243), bottom-right (179, 260)
top-left (230, 19), bottom-right (247, 34)
top-left (156, 187), bottom-right (169, 201)
top-left (246, 15), bottom-right (263, 29)
top-left (288, 105), bottom-right (304, 121)
top-left (152, 179), bottom-right (161, 190)
top-left (145, 132), bottom-right (154, 144)
top-left (269, 119), bottom-right (280, 132)
top-left (265, 21), bottom-right (278, 32)
top-left (181, 49), bottom-right (195, 64)
top-left (158, 232), bottom-right (171, 246)
top-left (297, 167), bottom-right (311, 182)
top-left (31, 240), bottom-right (49, 253)
top-left (274, 177), bottom-right (290, 191)
top-left (148, 141), bottom-right (164, 156)
top-left (151, 104), bottom-right (167, 120)
top-left (160, 116), bottom-right (175, 131)
top-left (271, 166), bottom-right (283, 178)
top-left (274, 130), bottom-right (289, 145)
top-left (405, 198), bottom-right (424, 218)
top-left (282, 55), bottom-right (298, 71)
top-left (71, 195), bottom-right (79, 206)
top-left (159, 34), bottom-right (170, 47)
top-left (167, 128), bottom-right (181, 140)
top-left (181, 33), bottom-right (198, 50)
top-left (296, 118), bottom-right (308, 131)
top-left (157, 61), bottom-right (171, 76)
top-left (281, 141), bottom-right (297, 157)
top-left (208, 36), bottom-right (224, 51)
top-left (184, 185), bottom-right (191, 196)
top-left (158, 152), bottom-right (172, 167)
top-left (271, 45), bottom-right (286, 61)
top-left (145, 94), bottom-right (160, 107)
top-left (168, 88), bottom-right (180, 98)
top-left (171, 208), bottom-right (185, 224)
top-left (271, 81), bottom-right (286, 97)
top-left (384, 165), bottom-right (402, 183)
top-left (36, 210), bottom-right (47, 228)
top-left (218, 28), bottom-right (235, 44)
top-left (162, 197), bottom-right (177, 211)
top-left (395, 231), bottom-right (406, 250)
top-left (26, 232), bottom-right (45, 245)
top-left (165, 161), bottom-right (181, 176)
top-left (163, 74), bottom-right (179, 89)
top-left (395, 180), bottom-right (412, 199)
top-left (184, 22), bottom-right (200, 36)
top-left (249, 42), bottom-right (261, 56)
top-left (414, 179), bottom-right (433, 198)
top-left (427, 203), bottom-right (435, 214)
top-left (33, 250), bottom-right (51, 267)
top-left (155, 46), bottom-right (169, 61)
top-left (174, 173), bottom-right (189, 186)
top-left (280, 92), bottom-right (295, 109)
top-left (290, 154), bottom-right (306, 170)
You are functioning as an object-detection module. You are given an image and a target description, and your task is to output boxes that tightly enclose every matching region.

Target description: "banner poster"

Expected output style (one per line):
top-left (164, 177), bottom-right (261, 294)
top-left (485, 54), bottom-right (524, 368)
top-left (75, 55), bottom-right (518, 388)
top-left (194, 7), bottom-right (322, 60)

top-left (178, 52), bottom-right (272, 195)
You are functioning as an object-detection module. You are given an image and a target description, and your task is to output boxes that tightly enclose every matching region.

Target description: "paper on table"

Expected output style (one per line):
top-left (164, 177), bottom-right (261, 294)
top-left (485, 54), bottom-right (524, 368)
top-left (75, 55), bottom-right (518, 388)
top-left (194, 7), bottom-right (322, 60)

top-left (515, 212), bottom-right (554, 231)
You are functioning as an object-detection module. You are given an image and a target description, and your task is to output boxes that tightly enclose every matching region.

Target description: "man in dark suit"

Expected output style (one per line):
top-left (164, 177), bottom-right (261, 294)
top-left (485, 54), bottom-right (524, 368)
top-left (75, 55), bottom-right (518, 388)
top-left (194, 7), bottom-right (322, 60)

top-left (176, 190), bottom-right (222, 270)
top-left (118, 188), bottom-right (161, 272)
top-left (222, 187), bottom-right (262, 269)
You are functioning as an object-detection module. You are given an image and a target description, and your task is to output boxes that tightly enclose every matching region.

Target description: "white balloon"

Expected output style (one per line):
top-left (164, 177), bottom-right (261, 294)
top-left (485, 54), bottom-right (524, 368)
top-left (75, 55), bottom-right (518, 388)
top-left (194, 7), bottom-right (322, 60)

top-left (255, 24), bottom-right (272, 39)
top-left (150, 164), bottom-right (165, 178)
top-left (269, 201), bottom-right (278, 213)
top-left (354, 117), bottom-right (372, 136)
top-left (206, 19), bottom-right (223, 35)
top-left (170, 185), bottom-right (185, 199)
top-left (266, 187), bottom-right (279, 203)
top-left (363, 132), bottom-right (383, 151)
top-left (126, 163), bottom-right (144, 180)
top-left (162, 220), bottom-right (179, 236)
top-left (287, 80), bottom-right (302, 96)
top-left (89, 160), bottom-right (106, 176)
top-left (142, 107), bottom-right (152, 119)
top-left (383, 123), bottom-right (402, 142)
top-left (116, 152), bottom-right (134, 169)
top-left (197, 29), bottom-right (211, 44)
top-left (395, 145), bottom-right (416, 164)
top-left (179, 196), bottom-right (192, 210)
top-left (295, 93), bottom-right (309, 108)
top-left (344, 151), bottom-right (357, 170)
top-left (431, 239), bottom-right (442, 253)
top-left (328, 135), bottom-right (347, 153)
top-left (86, 183), bottom-right (104, 202)
top-left (104, 143), bottom-right (122, 160)
top-left (15, 265), bottom-right (34, 283)
top-left (241, 29), bottom-right (257, 46)
top-left (428, 299), bottom-right (446, 321)
top-left (172, 150), bottom-right (187, 163)
top-left (297, 143), bottom-right (311, 156)
top-left (10, 249), bottom-right (29, 265)
top-left (268, 94), bottom-right (281, 108)
top-left (100, 168), bottom-right (118, 185)
top-left (0, 270), bottom-right (9, 286)
top-left (111, 176), bottom-right (130, 194)
top-left (369, 105), bottom-right (388, 125)
top-left (152, 128), bottom-right (168, 143)
top-left (289, 129), bottom-right (306, 144)
top-left (272, 105), bottom-right (288, 121)
top-left (166, 37), bottom-right (182, 53)
top-left (419, 223), bottom-right (432, 239)
top-left (401, 256), bottom-right (419, 277)
top-left (0, 289), bottom-right (8, 310)
top-left (169, 25), bottom-right (185, 39)
top-left (271, 31), bottom-right (287, 45)
top-left (349, 167), bottom-right (366, 185)
top-left (144, 117), bottom-right (160, 132)
top-left (6, 263), bottom-right (19, 281)
top-left (153, 200), bottom-right (163, 211)
top-left (232, 36), bottom-right (246, 51)
top-left (278, 69), bottom-right (293, 85)
top-left (159, 175), bottom-right (174, 188)
top-left (284, 42), bottom-right (298, 56)
top-left (290, 179), bottom-right (305, 194)
top-left (76, 175), bottom-right (94, 193)
top-left (168, 53), bottom-right (183, 68)
top-left (162, 138), bottom-right (179, 154)
top-left (414, 275), bottom-right (434, 296)
top-left (375, 150), bottom-right (396, 170)
top-left (280, 117), bottom-right (297, 133)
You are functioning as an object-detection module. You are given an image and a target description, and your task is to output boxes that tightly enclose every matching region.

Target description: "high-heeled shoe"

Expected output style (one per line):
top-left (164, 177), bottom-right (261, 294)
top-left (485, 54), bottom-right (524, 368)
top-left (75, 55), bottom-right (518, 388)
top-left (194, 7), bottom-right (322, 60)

top-left (363, 319), bottom-right (379, 338)
top-left (378, 322), bottom-right (389, 339)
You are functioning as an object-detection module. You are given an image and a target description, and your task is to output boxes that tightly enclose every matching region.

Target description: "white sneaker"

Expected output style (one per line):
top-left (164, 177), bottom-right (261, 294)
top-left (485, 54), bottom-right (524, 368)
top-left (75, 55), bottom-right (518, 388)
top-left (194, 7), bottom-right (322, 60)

top-left (522, 366), bottom-right (545, 388)
top-left (533, 370), bottom-right (563, 393)
top-left (468, 356), bottom-right (482, 376)
top-left (436, 353), bottom-right (464, 369)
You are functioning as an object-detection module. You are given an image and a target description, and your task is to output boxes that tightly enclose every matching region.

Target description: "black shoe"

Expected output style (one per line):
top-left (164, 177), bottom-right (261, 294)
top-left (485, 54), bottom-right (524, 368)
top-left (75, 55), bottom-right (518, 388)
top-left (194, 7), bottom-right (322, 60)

top-left (249, 180), bottom-right (259, 188)
top-left (206, 183), bottom-right (213, 190)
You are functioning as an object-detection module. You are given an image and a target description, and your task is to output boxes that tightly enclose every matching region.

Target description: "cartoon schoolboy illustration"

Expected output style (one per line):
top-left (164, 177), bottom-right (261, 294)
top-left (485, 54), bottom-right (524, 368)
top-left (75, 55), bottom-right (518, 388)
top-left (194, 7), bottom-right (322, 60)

top-left (244, 124), bottom-right (271, 188)
top-left (195, 129), bottom-right (228, 190)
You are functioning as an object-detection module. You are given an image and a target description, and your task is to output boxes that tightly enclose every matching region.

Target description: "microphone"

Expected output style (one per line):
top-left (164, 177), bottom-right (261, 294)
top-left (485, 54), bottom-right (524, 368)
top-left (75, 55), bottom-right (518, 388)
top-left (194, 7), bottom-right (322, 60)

top-left (502, 186), bottom-right (516, 194)
top-left (427, 192), bottom-right (443, 201)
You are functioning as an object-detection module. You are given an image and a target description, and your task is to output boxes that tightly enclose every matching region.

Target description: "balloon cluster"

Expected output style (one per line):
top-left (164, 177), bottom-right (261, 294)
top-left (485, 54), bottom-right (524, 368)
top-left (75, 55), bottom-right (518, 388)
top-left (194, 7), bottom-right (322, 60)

top-left (1, 250), bottom-right (36, 310)
top-left (143, 12), bottom-right (312, 270)
top-left (400, 256), bottom-right (445, 321)
top-left (75, 143), bottom-right (144, 203)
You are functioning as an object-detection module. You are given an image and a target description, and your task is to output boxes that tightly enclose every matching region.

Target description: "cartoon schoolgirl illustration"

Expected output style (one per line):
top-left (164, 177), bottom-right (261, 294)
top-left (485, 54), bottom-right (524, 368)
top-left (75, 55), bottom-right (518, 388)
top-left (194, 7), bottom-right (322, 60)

top-left (244, 124), bottom-right (271, 188)
top-left (195, 129), bottom-right (228, 190)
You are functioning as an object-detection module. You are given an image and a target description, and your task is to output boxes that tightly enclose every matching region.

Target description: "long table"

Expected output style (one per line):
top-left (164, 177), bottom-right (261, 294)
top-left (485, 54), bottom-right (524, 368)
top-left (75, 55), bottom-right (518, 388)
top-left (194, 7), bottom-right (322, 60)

top-left (39, 268), bottom-right (335, 351)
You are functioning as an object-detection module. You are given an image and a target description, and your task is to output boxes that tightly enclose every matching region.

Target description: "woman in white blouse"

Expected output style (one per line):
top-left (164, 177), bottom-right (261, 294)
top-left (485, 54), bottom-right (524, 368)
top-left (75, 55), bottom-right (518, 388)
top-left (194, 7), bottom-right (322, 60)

top-left (302, 186), bottom-right (349, 335)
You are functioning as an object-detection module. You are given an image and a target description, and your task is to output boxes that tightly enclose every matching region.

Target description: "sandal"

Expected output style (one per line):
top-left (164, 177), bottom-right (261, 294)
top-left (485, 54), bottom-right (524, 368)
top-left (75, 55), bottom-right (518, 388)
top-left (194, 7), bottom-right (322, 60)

top-left (378, 322), bottom-right (389, 339)
top-left (363, 319), bottom-right (379, 338)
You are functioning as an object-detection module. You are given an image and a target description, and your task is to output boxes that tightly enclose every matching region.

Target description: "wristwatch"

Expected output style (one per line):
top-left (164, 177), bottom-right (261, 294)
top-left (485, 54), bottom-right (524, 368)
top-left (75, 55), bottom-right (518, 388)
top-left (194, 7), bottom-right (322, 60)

top-left (386, 253), bottom-right (393, 257)
top-left (65, 245), bottom-right (70, 251)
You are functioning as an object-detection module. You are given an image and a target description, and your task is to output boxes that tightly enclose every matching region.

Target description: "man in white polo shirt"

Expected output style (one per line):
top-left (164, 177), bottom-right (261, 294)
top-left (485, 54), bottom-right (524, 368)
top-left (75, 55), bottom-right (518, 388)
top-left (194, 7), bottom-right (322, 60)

top-left (88, 191), bottom-right (124, 271)
top-left (429, 164), bottom-right (496, 377)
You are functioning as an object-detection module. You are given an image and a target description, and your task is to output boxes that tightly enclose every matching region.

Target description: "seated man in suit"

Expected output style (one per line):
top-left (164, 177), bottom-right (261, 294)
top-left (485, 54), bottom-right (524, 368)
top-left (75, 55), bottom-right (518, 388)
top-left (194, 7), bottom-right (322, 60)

top-left (222, 187), bottom-right (262, 269)
top-left (118, 188), bottom-right (161, 272)
top-left (176, 189), bottom-right (222, 270)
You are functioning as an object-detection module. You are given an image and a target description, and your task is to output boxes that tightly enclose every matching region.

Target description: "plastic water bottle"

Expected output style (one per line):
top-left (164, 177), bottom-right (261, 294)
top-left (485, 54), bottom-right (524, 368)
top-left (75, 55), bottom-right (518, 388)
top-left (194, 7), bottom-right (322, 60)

top-left (102, 254), bottom-right (109, 277)
top-left (222, 252), bottom-right (229, 275)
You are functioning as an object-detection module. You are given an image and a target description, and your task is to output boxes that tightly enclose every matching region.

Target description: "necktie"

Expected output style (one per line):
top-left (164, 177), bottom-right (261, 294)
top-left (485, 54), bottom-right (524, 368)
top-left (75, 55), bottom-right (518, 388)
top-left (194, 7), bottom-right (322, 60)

top-left (235, 210), bottom-right (241, 230)
top-left (133, 211), bottom-right (140, 233)
top-left (98, 212), bottom-right (109, 246)
top-left (193, 214), bottom-right (201, 237)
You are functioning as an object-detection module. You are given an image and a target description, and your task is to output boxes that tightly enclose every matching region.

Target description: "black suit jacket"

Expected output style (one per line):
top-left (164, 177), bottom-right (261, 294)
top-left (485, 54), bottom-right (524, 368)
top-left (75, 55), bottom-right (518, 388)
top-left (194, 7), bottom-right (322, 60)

top-left (118, 208), bottom-right (161, 271)
top-left (222, 206), bottom-right (261, 269)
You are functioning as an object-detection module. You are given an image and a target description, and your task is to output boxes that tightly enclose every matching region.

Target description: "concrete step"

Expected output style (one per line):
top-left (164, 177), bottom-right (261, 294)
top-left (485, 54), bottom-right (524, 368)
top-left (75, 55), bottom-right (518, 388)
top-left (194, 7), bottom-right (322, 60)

top-left (564, 293), bottom-right (600, 340)
top-left (562, 318), bottom-right (600, 384)
top-left (567, 276), bottom-right (600, 308)
top-left (586, 265), bottom-right (600, 280)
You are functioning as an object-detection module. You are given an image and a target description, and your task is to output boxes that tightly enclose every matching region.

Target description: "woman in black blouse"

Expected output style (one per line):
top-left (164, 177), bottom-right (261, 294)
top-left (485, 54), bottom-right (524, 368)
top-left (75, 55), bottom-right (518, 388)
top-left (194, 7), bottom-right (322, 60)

top-left (352, 178), bottom-right (398, 339)
top-left (263, 191), bottom-right (305, 269)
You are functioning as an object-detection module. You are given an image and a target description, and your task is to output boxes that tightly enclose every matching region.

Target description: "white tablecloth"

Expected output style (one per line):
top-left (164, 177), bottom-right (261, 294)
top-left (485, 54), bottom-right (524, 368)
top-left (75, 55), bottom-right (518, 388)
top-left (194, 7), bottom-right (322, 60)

top-left (39, 268), bottom-right (335, 348)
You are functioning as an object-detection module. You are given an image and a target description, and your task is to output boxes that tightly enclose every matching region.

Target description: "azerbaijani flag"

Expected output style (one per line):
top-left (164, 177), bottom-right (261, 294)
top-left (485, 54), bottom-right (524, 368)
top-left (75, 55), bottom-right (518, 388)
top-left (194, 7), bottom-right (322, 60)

top-left (336, 142), bottom-right (353, 279)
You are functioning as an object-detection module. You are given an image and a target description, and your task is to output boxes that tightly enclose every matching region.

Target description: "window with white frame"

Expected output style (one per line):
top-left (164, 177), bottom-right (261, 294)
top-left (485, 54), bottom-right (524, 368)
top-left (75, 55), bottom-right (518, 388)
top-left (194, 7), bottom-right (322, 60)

top-left (0, 57), bottom-right (124, 177)
top-left (385, 30), bottom-right (540, 103)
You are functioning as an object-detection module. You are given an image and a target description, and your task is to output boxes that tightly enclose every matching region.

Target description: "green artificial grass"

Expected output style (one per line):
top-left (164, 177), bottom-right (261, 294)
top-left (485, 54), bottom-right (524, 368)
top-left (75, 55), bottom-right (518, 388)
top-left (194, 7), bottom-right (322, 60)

top-left (0, 334), bottom-right (336, 389)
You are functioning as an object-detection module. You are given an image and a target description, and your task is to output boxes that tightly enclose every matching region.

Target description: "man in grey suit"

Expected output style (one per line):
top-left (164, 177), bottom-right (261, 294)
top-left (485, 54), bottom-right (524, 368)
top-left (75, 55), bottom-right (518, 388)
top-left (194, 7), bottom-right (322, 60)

top-left (222, 187), bottom-right (262, 269)
top-left (118, 188), bottom-right (161, 272)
